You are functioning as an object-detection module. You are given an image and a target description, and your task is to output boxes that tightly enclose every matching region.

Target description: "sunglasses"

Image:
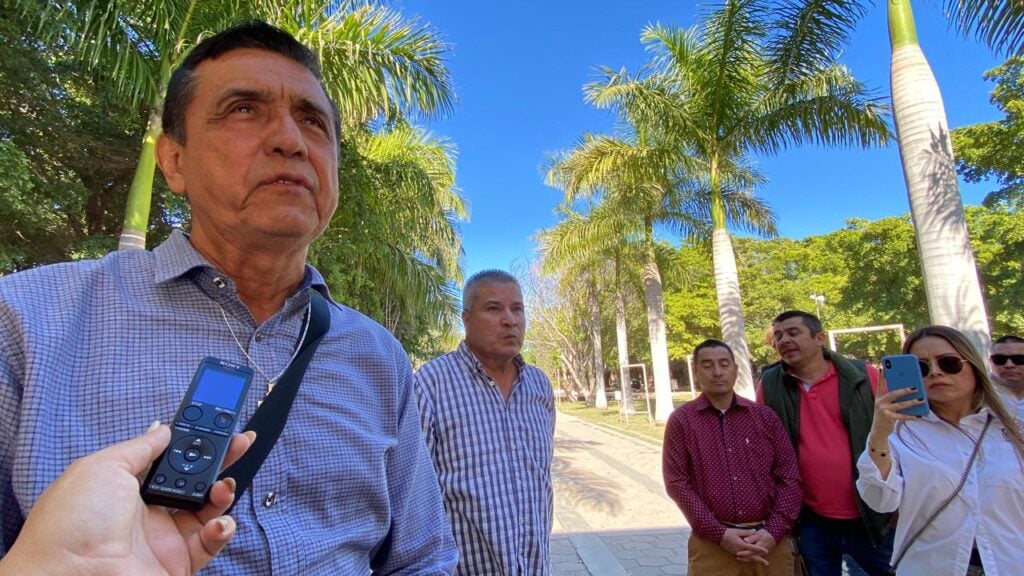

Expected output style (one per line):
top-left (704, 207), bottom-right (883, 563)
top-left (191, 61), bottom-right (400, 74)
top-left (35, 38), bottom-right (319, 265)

top-left (917, 355), bottom-right (965, 377)
top-left (991, 354), bottom-right (1024, 366)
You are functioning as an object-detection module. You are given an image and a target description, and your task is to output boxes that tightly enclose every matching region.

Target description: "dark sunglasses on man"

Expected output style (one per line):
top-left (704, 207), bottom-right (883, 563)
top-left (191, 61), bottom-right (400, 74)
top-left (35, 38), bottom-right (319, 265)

top-left (990, 353), bottom-right (1024, 367)
top-left (918, 355), bottom-right (965, 378)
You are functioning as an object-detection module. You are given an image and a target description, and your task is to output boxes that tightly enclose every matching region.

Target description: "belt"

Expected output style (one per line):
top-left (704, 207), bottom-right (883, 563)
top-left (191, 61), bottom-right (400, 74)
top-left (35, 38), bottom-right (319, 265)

top-left (722, 521), bottom-right (766, 530)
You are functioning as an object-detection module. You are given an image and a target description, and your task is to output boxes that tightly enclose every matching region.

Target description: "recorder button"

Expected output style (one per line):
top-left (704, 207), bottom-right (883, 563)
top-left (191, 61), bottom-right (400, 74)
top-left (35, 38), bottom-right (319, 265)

top-left (183, 406), bottom-right (203, 422)
top-left (214, 413), bottom-right (233, 429)
top-left (194, 482), bottom-right (207, 493)
top-left (169, 435), bottom-right (215, 475)
top-left (154, 474), bottom-right (166, 485)
top-left (175, 478), bottom-right (187, 489)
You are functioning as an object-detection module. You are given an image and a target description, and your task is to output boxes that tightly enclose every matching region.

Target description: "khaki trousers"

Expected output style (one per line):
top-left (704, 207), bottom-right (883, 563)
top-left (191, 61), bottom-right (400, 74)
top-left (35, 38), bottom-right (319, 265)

top-left (687, 533), bottom-right (795, 576)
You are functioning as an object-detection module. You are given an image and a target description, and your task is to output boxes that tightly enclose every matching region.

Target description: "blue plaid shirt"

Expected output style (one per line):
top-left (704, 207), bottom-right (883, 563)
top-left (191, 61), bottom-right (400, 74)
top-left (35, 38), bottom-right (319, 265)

top-left (413, 341), bottom-right (554, 575)
top-left (0, 231), bottom-right (457, 575)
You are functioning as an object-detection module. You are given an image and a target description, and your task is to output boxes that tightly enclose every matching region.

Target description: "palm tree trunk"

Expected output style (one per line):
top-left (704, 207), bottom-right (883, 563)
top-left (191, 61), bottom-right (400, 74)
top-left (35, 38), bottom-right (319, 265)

top-left (118, 107), bottom-right (162, 250)
top-left (589, 276), bottom-right (608, 409)
top-left (642, 223), bottom-right (674, 424)
top-left (889, 0), bottom-right (991, 353)
top-left (709, 159), bottom-right (755, 397)
top-left (712, 228), bottom-right (755, 397)
top-left (615, 253), bottom-right (634, 415)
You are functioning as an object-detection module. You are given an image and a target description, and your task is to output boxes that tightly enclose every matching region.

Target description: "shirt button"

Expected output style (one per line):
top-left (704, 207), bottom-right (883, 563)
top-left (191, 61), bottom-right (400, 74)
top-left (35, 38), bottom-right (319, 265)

top-left (263, 491), bottom-right (278, 507)
top-left (254, 331), bottom-right (264, 342)
top-left (732, 476), bottom-right (738, 481)
top-left (212, 277), bottom-right (226, 289)
top-left (727, 448), bottom-right (733, 453)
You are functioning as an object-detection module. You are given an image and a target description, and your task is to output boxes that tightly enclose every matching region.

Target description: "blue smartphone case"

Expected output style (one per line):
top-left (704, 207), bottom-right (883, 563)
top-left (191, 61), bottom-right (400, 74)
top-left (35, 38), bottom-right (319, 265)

top-left (881, 354), bottom-right (930, 417)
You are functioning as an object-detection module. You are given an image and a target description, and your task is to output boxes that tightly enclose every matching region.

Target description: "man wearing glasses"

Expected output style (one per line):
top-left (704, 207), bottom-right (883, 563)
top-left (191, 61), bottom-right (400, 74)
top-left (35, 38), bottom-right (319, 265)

top-left (990, 335), bottom-right (1024, 417)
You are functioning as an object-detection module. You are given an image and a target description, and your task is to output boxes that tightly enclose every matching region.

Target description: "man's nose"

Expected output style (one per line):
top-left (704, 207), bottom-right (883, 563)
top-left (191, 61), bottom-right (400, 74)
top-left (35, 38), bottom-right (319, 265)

top-left (267, 112), bottom-right (308, 158)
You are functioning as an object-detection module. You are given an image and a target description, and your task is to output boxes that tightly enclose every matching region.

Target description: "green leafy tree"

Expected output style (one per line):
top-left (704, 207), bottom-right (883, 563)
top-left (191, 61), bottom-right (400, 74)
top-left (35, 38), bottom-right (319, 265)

top-left (952, 57), bottom-right (1024, 210)
top-left (0, 3), bottom-right (158, 271)
top-left (313, 122), bottom-right (466, 359)
top-left (538, 204), bottom-right (652, 410)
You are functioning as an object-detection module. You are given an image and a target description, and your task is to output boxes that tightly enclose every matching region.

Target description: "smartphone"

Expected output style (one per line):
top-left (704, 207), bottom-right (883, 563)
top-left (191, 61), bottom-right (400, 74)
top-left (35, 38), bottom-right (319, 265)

top-left (881, 354), bottom-right (930, 417)
top-left (141, 357), bottom-right (254, 510)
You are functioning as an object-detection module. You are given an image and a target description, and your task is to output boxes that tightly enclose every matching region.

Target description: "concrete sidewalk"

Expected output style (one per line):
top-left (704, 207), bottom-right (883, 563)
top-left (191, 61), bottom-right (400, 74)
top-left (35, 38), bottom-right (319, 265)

top-left (551, 411), bottom-right (691, 575)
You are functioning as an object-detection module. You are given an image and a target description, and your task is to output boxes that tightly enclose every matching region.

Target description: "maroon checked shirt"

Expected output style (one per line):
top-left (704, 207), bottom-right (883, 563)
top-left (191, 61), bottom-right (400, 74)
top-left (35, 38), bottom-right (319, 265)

top-left (662, 394), bottom-right (802, 544)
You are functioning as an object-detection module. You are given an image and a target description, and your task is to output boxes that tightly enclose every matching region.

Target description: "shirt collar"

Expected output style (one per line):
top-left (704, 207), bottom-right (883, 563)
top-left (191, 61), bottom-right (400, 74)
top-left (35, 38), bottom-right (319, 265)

top-left (694, 391), bottom-right (750, 413)
top-left (785, 360), bottom-right (836, 387)
top-left (456, 340), bottom-right (525, 380)
top-left (152, 229), bottom-right (330, 297)
top-left (919, 404), bottom-right (996, 426)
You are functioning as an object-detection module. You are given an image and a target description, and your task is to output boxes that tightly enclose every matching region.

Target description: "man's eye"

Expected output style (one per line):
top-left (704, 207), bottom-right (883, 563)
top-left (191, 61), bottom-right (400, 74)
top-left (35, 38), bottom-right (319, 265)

top-left (231, 103), bottom-right (255, 114)
top-left (304, 115), bottom-right (326, 129)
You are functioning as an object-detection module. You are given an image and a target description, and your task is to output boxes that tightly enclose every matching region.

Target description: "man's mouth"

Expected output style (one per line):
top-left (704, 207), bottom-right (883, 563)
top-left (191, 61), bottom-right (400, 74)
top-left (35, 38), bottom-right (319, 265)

top-left (260, 173), bottom-right (312, 190)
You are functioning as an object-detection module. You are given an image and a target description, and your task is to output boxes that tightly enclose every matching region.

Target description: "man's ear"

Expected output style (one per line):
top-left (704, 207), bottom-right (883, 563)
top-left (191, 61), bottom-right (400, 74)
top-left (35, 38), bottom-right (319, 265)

top-left (155, 134), bottom-right (187, 195)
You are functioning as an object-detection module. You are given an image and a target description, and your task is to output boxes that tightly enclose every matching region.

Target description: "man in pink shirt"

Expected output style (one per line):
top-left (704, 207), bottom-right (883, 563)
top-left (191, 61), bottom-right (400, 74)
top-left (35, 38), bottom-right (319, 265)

top-left (757, 311), bottom-right (894, 576)
top-left (664, 339), bottom-right (801, 575)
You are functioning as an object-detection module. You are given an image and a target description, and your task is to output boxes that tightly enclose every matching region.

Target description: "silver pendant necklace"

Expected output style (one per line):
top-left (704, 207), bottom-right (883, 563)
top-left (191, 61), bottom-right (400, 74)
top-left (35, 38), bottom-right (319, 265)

top-left (218, 300), bottom-right (312, 397)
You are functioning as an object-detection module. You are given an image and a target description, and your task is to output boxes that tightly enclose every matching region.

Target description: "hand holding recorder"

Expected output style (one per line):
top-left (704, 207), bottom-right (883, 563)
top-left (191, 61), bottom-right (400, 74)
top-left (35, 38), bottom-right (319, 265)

top-left (0, 423), bottom-right (253, 576)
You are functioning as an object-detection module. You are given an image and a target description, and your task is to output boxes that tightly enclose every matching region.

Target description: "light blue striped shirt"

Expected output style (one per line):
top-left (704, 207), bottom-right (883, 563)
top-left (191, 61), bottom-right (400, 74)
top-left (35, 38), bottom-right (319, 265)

top-left (0, 230), bottom-right (457, 575)
top-left (413, 341), bottom-right (555, 575)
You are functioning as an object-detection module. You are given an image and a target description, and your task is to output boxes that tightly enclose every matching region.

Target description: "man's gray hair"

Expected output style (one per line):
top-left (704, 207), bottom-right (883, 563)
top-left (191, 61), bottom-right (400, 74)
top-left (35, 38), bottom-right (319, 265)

top-left (462, 270), bottom-right (521, 312)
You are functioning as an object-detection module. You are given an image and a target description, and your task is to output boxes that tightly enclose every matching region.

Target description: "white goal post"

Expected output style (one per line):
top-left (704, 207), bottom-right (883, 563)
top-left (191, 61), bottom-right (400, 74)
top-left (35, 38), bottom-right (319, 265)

top-left (827, 324), bottom-right (906, 351)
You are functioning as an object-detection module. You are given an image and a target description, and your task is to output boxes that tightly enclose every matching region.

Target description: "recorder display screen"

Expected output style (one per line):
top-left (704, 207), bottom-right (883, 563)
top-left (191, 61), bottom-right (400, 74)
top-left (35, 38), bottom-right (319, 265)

top-left (192, 365), bottom-right (248, 408)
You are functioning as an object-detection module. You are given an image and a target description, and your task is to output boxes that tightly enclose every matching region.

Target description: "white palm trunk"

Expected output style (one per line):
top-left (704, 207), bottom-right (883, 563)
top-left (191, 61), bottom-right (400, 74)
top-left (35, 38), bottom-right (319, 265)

top-left (643, 255), bottom-right (674, 423)
top-left (712, 228), bottom-right (755, 398)
top-left (615, 282), bottom-right (635, 414)
top-left (590, 281), bottom-right (608, 408)
top-left (889, 0), bottom-right (991, 353)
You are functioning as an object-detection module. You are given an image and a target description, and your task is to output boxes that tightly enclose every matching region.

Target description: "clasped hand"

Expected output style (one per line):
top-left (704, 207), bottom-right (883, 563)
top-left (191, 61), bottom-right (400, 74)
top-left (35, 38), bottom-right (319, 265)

top-left (721, 527), bottom-right (775, 566)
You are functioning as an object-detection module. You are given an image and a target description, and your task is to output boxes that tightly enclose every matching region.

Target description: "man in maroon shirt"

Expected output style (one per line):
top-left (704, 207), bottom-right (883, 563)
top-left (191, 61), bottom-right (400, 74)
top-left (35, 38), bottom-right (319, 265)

top-left (663, 339), bottom-right (801, 575)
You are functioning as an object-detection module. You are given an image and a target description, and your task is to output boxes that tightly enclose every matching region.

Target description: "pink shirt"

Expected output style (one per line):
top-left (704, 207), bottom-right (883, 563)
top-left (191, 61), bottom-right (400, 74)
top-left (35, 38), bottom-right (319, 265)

top-left (788, 362), bottom-right (878, 519)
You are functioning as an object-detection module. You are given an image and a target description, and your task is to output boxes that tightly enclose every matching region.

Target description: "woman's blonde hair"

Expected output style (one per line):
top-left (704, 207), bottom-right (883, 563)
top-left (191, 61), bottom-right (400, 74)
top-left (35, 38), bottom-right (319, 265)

top-left (903, 325), bottom-right (1024, 463)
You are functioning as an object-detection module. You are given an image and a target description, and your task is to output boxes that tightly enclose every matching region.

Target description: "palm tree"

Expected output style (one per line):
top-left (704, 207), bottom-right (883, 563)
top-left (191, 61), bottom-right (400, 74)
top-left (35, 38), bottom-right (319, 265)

top-left (21, 0), bottom-right (455, 249)
top-left (314, 121), bottom-right (466, 356)
top-left (547, 87), bottom-right (710, 421)
top-left (804, 0), bottom-right (1024, 355)
top-left (538, 205), bottom-right (647, 411)
top-left (618, 0), bottom-right (891, 396)
top-left (882, 0), bottom-right (995, 352)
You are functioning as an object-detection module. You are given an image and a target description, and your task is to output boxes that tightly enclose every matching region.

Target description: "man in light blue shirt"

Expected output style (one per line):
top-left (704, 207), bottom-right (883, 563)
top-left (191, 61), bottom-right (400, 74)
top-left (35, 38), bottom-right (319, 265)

top-left (413, 270), bottom-right (555, 575)
top-left (0, 21), bottom-right (456, 575)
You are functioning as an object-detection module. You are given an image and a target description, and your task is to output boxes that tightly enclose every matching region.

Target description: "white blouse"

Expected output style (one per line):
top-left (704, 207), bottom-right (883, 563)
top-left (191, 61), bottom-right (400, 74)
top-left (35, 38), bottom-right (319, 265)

top-left (856, 407), bottom-right (1024, 576)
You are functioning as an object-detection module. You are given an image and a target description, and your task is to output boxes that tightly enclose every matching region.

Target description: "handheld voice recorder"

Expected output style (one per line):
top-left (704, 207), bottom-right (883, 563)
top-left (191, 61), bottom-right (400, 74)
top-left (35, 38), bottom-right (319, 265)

top-left (142, 357), bottom-right (254, 510)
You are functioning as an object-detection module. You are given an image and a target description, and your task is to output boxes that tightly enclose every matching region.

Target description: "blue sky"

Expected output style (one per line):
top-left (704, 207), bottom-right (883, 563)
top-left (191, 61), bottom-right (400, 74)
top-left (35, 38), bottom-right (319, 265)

top-left (396, 1), bottom-right (1004, 277)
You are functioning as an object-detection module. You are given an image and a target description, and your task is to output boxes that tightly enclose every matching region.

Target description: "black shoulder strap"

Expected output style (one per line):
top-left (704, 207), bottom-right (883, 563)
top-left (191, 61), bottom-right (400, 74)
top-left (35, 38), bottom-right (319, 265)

top-left (220, 289), bottom-right (331, 509)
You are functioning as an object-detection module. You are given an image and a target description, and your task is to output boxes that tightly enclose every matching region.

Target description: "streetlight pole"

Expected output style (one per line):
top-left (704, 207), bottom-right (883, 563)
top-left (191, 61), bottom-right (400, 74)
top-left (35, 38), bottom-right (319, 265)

top-left (809, 294), bottom-right (825, 320)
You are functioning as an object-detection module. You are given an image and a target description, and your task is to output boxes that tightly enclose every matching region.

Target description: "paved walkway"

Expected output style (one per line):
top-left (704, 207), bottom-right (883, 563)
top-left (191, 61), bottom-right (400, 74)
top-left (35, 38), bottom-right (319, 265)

top-left (551, 410), bottom-right (691, 575)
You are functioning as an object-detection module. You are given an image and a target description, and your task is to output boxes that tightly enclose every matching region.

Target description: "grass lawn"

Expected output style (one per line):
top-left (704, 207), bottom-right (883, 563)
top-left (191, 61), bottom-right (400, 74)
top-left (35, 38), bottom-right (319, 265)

top-left (556, 391), bottom-right (694, 443)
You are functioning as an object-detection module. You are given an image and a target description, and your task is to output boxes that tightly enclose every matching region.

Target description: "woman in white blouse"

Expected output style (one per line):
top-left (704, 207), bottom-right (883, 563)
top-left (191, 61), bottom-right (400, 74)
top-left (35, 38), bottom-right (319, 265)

top-left (857, 325), bottom-right (1024, 576)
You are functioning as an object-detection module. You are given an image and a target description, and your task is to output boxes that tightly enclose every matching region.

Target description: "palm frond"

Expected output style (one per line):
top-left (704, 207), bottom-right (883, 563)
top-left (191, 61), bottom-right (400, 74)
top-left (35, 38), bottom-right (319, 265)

top-left (742, 64), bottom-right (891, 155)
top-left (285, 4), bottom-right (455, 124)
top-left (765, 0), bottom-right (867, 86)
top-left (944, 0), bottom-right (1024, 55)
